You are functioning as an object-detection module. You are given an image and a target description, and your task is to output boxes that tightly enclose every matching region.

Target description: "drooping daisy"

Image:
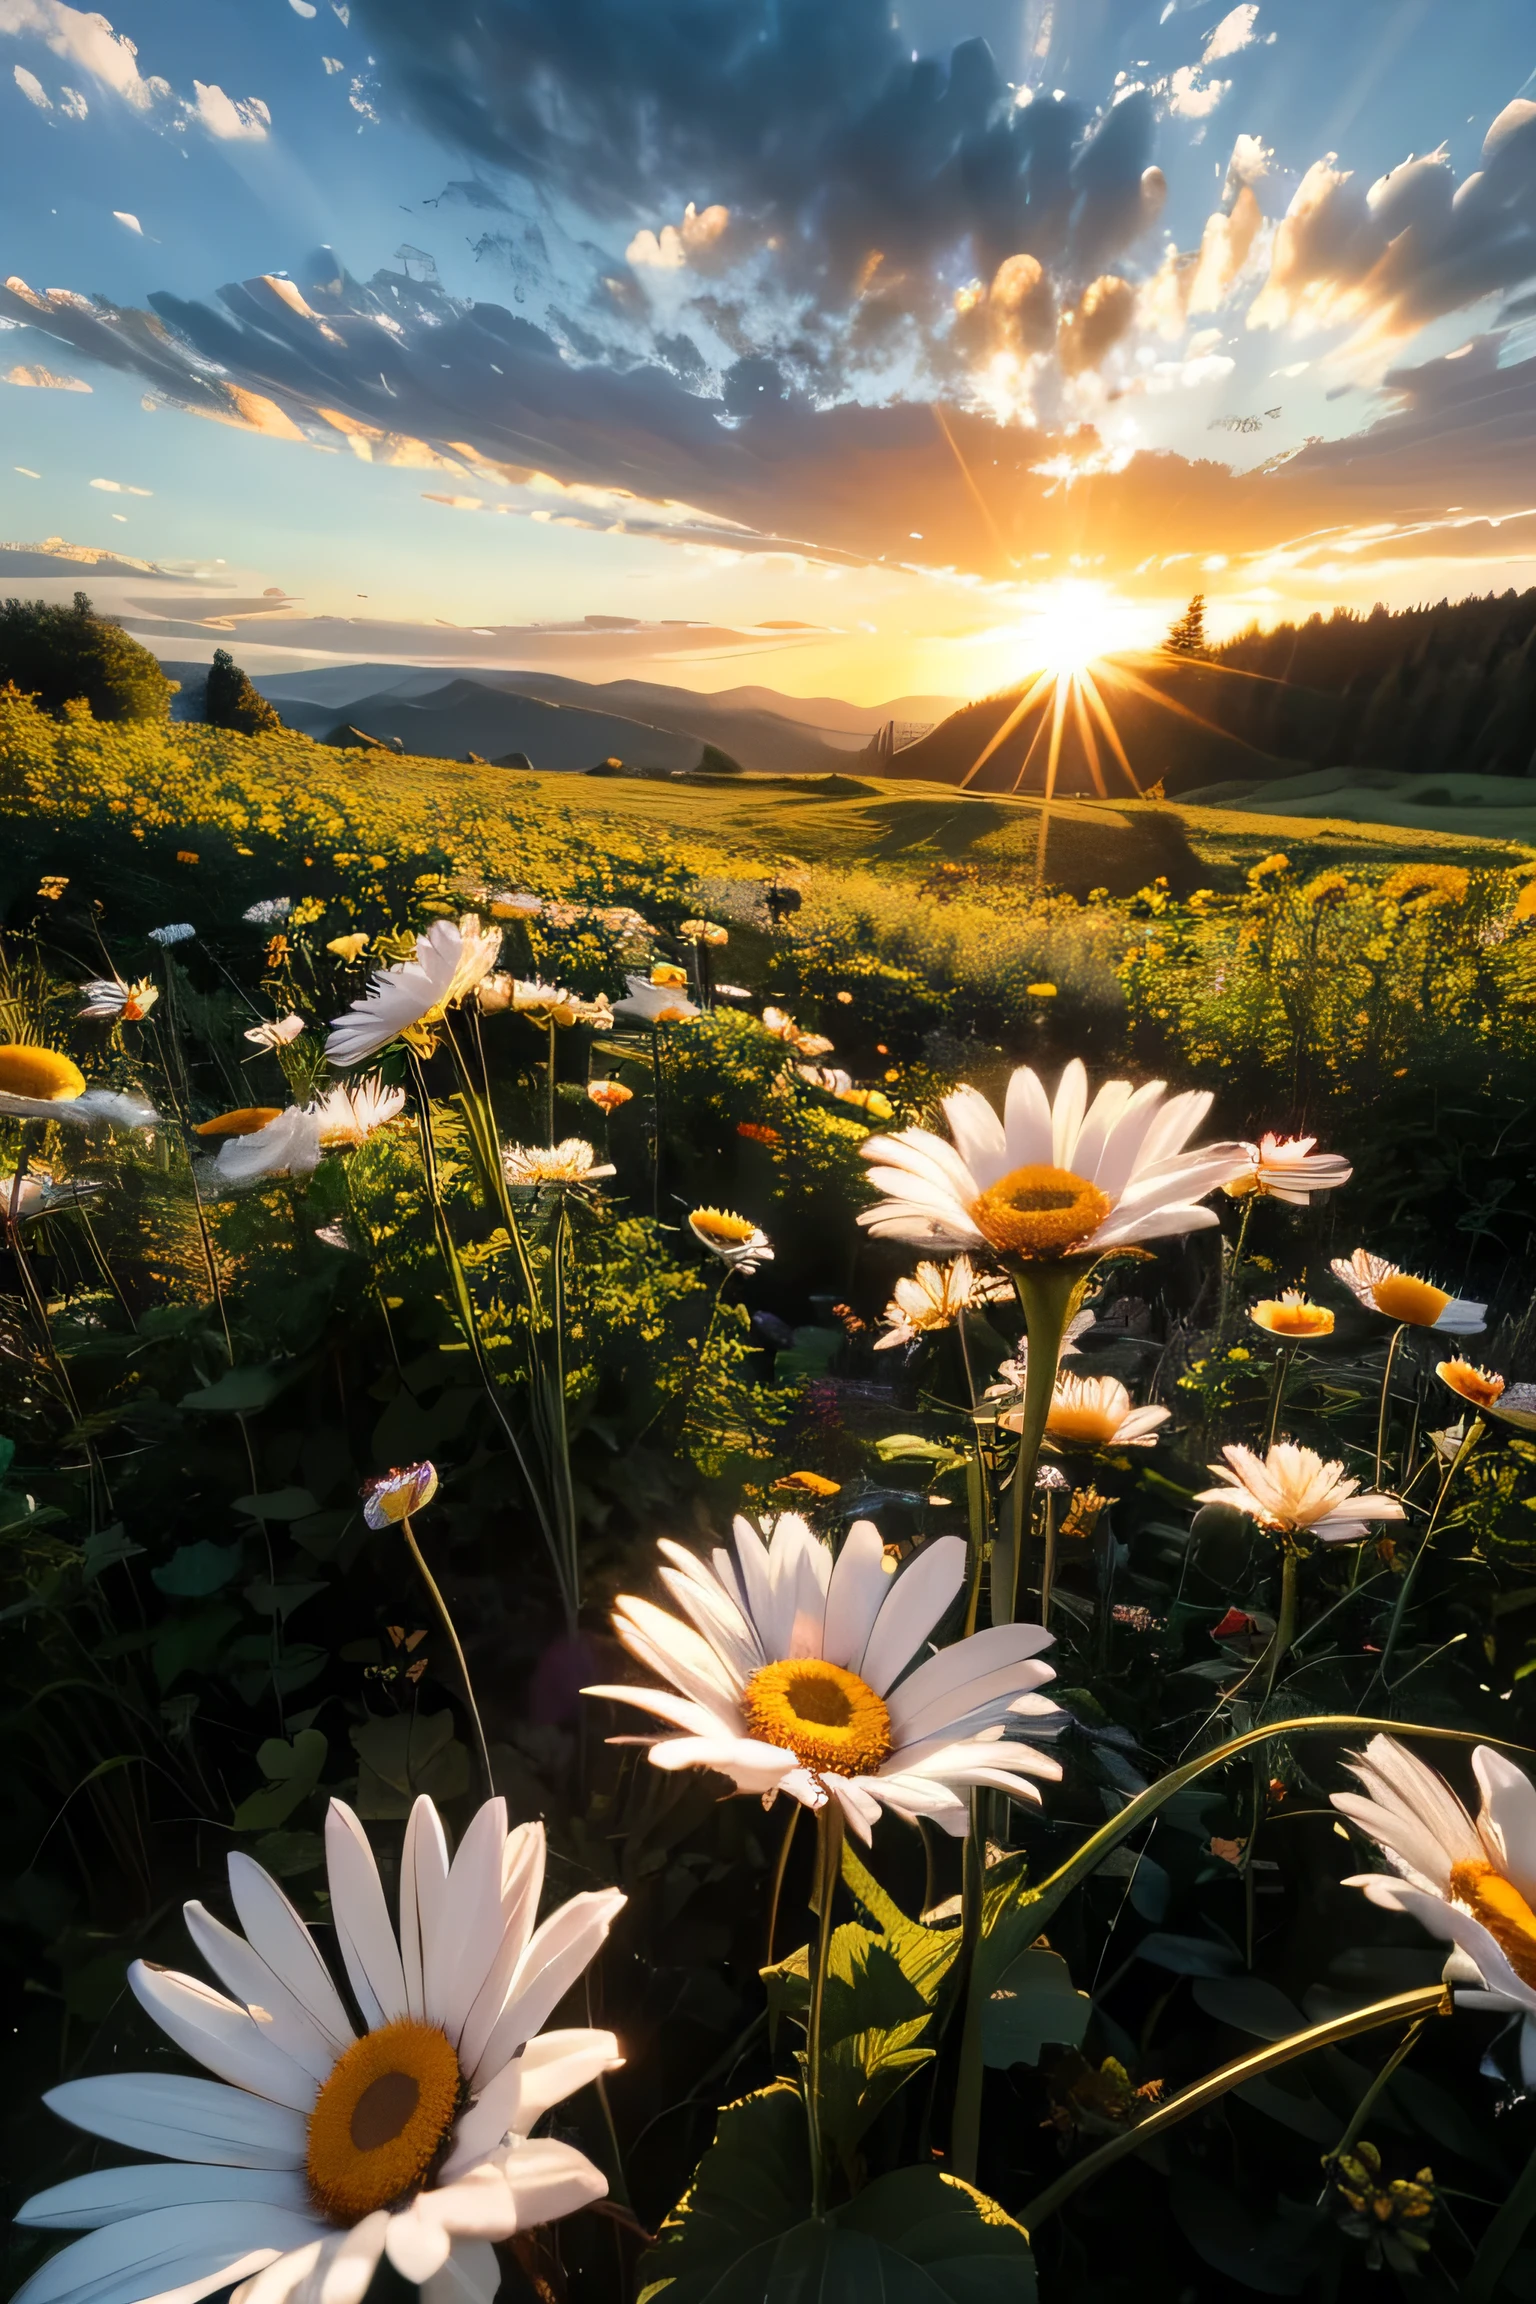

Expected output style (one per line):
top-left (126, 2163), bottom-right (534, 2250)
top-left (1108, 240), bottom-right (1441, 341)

top-left (78, 977), bottom-right (159, 1023)
top-left (1225, 1134), bottom-right (1353, 1205)
top-left (1251, 1290), bottom-right (1335, 1338)
top-left (14, 1798), bottom-right (625, 2304)
top-left (689, 1207), bottom-right (772, 1274)
top-left (1436, 1360), bottom-right (1505, 1413)
top-left (1019, 1371), bottom-right (1168, 1450)
top-left (586, 1079), bottom-right (633, 1113)
top-left (325, 917), bottom-right (503, 1067)
top-left (859, 1060), bottom-right (1247, 1262)
top-left (214, 1082), bottom-right (404, 1185)
top-left (0, 1046), bottom-right (156, 1129)
top-left (1330, 1251), bottom-right (1485, 1334)
top-left (362, 1461), bottom-right (439, 1527)
top-left (502, 1140), bottom-right (616, 1189)
top-left (1, 1171), bottom-right (103, 1224)
top-left (1331, 1736), bottom-right (1536, 2084)
top-left (244, 1015), bottom-right (306, 1052)
top-left (614, 973), bottom-right (699, 1025)
top-left (584, 1515), bottom-right (1063, 1841)
top-left (873, 1257), bottom-right (1013, 1350)
top-left (1196, 1442), bottom-right (1405, 1545)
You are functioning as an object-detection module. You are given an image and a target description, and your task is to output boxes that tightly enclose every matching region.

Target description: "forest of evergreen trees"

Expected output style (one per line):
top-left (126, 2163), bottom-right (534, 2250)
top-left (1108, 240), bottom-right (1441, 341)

top-left (1207, 589), bottom-right (1536, 780)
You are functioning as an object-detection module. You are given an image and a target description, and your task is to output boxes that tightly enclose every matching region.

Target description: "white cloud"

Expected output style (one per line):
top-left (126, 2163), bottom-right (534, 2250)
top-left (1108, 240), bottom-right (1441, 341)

top-left (1169, 65), bottom-right (1230, 120)
top-left (189, 80), bottom-right (270, 140)
top-left (112, 209), bottom-right (141, 233)
top-left (14, 464), bottom-right (40, 476)
top-left (322, 55), bottom-right (343, 74)
top-left (1203, 7), bottom-right (1260, 65)
top-left (89, 476), bottom-right (151, 494)
top-left (1224, 133), bottom-right (1271, 195)
top-left (5, 361), bottom-right (90, 388)
top-left (13, 60), bottom-right (47, 104)
top-left (289, 0), bottom-right (317, 15)
top-left (1, 3), bottom-right (268, 139)
top-left (626, 202), bottom-right (731, 271)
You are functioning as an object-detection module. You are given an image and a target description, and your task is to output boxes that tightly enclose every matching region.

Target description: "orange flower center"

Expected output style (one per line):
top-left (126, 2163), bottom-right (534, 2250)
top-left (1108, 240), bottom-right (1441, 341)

top-left (969, 1164), bottom-right (1111, 1260)
top-left (742, 1657), bottom-right (891, 1778)
top-left (193, 1107), bottom-right (283, 1138)
top-left (1439, 1360), bottom-right (1505, 1410)
top-left (0, 1045), bottom-right (86, 1103)
top-left (1253, 1298), bottom-right (1335, 1338)
top-left (1449, 1860), bottom-right (1536, 1991)
top-left (306, 2020), bottom-right (462, 2225)
top-left (1045, 1401), bottom-right (1121, 1448)
top-left (1371, 1274), bottom-right (1452, 1327)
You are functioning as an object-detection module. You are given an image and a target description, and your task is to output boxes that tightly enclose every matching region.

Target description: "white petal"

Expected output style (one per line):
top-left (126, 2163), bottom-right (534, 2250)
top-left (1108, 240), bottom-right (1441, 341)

top-left (1001, 1066), bottom-right (1053, 1171)
top-left (446, 2030), bottom-right (622, 2177)
top-left (180, 1908), bottom-right (337, 2085)
top-left (823, 1773), bottom-right (883, 1844)
top-left (494, 2136), bottom-right (608, 2230)
top-left (1474, 1746), bottom-right (1536, 1904)
top-left (385, 2214), bottom-right (453, 2286)
top-left (324, 1801), bottom-right (408, 2030)
top-left (128, 1967), bottom-right (317, 2112)
top-left (613, 1596), bottom-right (742, 1711)
top-left (224, 1859), bottom-right (354, 2058)
top-left (469, 1891), bottom-right (625, 2088)
top-left (422, 2240), bottom-right (500, 2304)
top-left (12, 2208), bottom-right (322, 2304)
top-left (1049, 1059), bottom-right (1088, 1170)
top-left (655, 1558), bottom-right (762, 1684)
top-left (883, 1621), bottom-right (1054, 1744)
top-left (18, 2169), bottom-right (312, 2233)
top-left (1077, 1081), bottom-right (1162, 1195)
top-left (303, 2216), bottom-right (390, 2304)
top-left (426, 1798), bottom-right (508, 2046)
top-left (858, 1537), bottom-right (967, 1695)
top-left (582, 1683), bottom-right (739, 1738)
top-left (400, 1798), bottom-right (450, 2025)
top-left (821, 1522), bottom-right (890, 1673)
top-left (941, 1088), bottom-right (1007, 1189)
top-left (44, 2076), bottom-right (307, 2170)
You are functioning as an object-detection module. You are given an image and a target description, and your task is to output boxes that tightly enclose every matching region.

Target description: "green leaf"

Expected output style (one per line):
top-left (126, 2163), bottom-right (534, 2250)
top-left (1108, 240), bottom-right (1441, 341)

top-left (179, 1365), bottom-right (290, 1414)
top-left (874, 1435), bottom-right (968, 1472)
top-left (232, 1729), bottom-right (328, 1831)
top-left (979, 1946), bottom-right (1089, 2071)
top-left (81, 1525), bottom-right (144, 1581)
top-left (637, 2085), bottom-right (1035, 2304)
top-left (350, 1710), bottom-right (471, 1818)
top-left (151, 1540), bottom-right (243, 1598)
top-left (233, 1487), bottom-right (321, 1521)
top-left (152, 1604), bottom-right (241, 1691)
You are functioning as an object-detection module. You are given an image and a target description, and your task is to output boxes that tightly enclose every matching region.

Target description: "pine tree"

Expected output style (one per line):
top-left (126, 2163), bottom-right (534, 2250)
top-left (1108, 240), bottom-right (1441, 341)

top-left (204, 648), bottom-right (281, 735)
top-left (1164, 594), bottom-right (1209, 658)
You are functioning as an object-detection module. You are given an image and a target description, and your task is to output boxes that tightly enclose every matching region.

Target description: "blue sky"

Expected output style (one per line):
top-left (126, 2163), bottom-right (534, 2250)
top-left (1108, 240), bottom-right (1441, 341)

top-left (3, 1), bottom-right (1536, 698)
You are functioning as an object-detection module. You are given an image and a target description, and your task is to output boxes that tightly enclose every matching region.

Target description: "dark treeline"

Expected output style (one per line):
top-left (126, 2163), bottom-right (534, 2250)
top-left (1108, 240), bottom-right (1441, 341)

top-left (1207, 589), bottom-right (1536, 779)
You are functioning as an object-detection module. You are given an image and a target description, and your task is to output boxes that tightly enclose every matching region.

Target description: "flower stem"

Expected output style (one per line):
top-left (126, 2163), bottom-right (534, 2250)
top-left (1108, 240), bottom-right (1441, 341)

top-left (764, 1799), bottom-right (800, 1967)
top-left (1321, 2013), bottom-right (1431, 2186)
top-left (994, 1259), bottom-right (1085, 1625)
top-left (806, 1799), bottom-right (844, 2216)
top-left (1020, 1983), bottom-right (1451, 2229)
top-left (1375, 1415), bottom-right (1483, 1695)
top-left (546, 1016), bottom-right (557, 1146)
top-left (951, 1793), bottom-right (987, 2184)
top-left (1218, 1197), bottom-right (1255, 1335)
top-left (1040, 1487), bottom-right (1059, 1628)
top-left (401, 1510), bottom-right (494, 1797)
top-left (1264, 1346), bottom-right (1295, 1451)
top-left (1373, 1323), bottom-right (1407, 1492)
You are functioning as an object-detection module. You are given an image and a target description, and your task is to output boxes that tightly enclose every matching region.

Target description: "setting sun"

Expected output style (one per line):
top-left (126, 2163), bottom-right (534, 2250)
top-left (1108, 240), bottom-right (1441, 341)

top-left (1016, 581), bottom-right (1148, 678)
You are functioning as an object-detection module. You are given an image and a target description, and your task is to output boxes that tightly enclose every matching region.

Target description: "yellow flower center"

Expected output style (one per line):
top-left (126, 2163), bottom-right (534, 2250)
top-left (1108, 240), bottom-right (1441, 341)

top-left (1449, 1860), bottom-right (1536, 1991)
top-left (306, 2020), bottom-right (462, 2225)
top-left (742, 1657), bottom-right (892, 1778)
top-left (193, 1107), bottom-right (283, 1138)
top-left (969, 1164), bottom-right (1111, 1259)
top-left (1252, 1297), bottom-right (1335, 1338)
top-left (1439, 1360), bottom-right (1505, 1410)
top-left (0, 1045), bottom-right (86, 1103)
top-left (691, 1207), bottom-right (756, 1245)
top-left (1045, 1399), bottom-right (1120, 1447)
top-left (1371, 1274), bottom-right (1452, 1327)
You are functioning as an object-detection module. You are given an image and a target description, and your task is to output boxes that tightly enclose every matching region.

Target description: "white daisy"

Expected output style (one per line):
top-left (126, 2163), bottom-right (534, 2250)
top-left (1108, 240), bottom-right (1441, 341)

top-left (0, 1046), bottom-right (156, 1129)
top-left (1330, 1250), bottom-right (1486, 1334)
top-left (859, 1059), bottom-right (1247, 1262)
top-left (1225, 1133), bottom-right (1353, 1205)
top-left (613, 973), bottom-right (699, 1025)
top-left (688, 1207), bottom-right (772, 1274)
top-left (1013, 1371), bottom-right (1168, 1449)
top-left (1195, 1441), bottom-right (1405, 1545)
top-left (584, 1515), bottom-right (1063, 1842)
top-left (315, 1078), bottom-right (408, 1148)
top-left (502, 1140), bottom-right (616, 1188)
top-left (873, 1257), bottom-right (1013, 1350)
top-left (244, 1016), bottom-right (307, 1052)
top-left (214, 1082), bottom-right (404, 1185)
top-left (1331, 1735), bottom-right (1536, 2085)
top-left (325, 918), bottom-right (503, 1068)
top-left (15, 1798), bottom-right (624, 2304)
top-left (78, 978), bottom-right (159, 1023)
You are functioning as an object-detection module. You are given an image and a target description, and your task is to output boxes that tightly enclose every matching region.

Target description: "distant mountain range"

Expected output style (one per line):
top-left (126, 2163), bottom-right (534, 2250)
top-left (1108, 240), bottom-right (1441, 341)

top-left (162, 659), bottom-right (956, 778)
